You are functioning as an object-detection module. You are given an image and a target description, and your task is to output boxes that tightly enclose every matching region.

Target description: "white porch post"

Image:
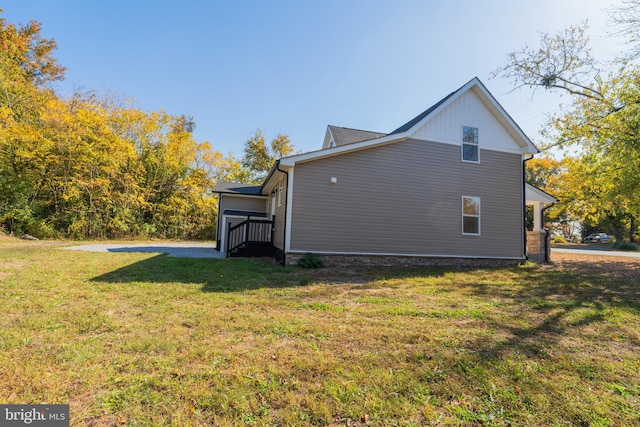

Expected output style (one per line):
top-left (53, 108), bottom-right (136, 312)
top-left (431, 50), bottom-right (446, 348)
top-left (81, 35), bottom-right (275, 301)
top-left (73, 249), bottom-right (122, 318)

top-left (532, 202), bottom-right (543, 231)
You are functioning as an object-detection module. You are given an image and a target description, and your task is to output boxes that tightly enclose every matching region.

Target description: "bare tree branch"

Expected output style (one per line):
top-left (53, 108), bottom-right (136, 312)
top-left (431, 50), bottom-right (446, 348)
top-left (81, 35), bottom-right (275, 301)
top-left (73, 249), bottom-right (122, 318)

top-left (492, 22), bottom-right (604, 99)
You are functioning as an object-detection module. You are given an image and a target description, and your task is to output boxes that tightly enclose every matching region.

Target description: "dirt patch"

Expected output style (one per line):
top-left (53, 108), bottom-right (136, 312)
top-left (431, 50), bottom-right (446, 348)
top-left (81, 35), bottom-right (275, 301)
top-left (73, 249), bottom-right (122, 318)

top-left (0, 260), bottom-right (29, 268)
top-left (550, 252), bottom-right (640, 282)
top-left (0, 260), bottom-right (30, 282)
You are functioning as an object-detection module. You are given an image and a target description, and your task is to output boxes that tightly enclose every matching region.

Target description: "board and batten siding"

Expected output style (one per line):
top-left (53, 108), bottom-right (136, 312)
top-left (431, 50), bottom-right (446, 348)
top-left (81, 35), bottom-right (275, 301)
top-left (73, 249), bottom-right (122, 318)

top-left (289, 138), bottom-right (524, 258)
top-left (413, 88), bottom-right (525, 153)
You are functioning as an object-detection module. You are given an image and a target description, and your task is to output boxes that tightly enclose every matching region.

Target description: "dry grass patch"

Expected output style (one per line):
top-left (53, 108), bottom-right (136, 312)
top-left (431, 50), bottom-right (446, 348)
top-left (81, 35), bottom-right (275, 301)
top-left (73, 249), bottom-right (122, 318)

top-left (0, 242), bottom-right (639, 426)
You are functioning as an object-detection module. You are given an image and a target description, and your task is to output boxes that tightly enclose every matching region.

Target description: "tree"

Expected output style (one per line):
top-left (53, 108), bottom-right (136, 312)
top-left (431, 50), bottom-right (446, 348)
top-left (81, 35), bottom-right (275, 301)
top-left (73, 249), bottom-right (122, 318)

top-left (0, 12), bottom-right (221, 239)
top-left (241, 129), bottom-right (295, 183)
top-left (610, 0), bottom-right (640, 61)
top-left (493, 23), bottom-right (603, 102)
top-left (525, 155), bottom-right (564, 190)
top-left (550, 68), bottom-right (640, 241)
top-left (494, 17), bottom-right (640, 242)
top-left (525, 156), bottom-right (582, 240)
top-left (0, 11), bottom-right (65, 87)
top-left (0, 11), bottom-right (64, 235)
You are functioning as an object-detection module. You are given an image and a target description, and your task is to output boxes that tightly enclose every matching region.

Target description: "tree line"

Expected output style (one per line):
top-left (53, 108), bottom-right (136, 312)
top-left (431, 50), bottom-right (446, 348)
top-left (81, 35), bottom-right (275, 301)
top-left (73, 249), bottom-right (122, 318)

top-left (0, 12), bottom-right (293, 239)
top-left (497, 1), bottom-right (640, 242)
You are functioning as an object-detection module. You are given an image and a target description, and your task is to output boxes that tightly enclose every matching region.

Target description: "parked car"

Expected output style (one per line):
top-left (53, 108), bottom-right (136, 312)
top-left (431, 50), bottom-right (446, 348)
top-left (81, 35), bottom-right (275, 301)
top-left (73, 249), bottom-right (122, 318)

top-left (582, 233), bottom-right (612, 243)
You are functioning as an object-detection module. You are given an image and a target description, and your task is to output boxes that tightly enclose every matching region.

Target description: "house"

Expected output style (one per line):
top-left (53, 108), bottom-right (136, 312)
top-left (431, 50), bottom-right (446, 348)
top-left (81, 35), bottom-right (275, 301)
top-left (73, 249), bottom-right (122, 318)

top-left (214, 77), bottom-right (553, 266)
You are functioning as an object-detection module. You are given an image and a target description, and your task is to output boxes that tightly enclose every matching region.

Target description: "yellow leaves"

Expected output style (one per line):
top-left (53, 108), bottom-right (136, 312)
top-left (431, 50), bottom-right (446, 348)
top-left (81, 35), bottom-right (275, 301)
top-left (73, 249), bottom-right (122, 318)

top-left (0, 105), bottom-right (13, 124)
top-left (0, 82), bottom-right (225, 239)
top-left (0, 13), bottom-right (65, 85)
top-left (0, 11), bottom-right (230, 240)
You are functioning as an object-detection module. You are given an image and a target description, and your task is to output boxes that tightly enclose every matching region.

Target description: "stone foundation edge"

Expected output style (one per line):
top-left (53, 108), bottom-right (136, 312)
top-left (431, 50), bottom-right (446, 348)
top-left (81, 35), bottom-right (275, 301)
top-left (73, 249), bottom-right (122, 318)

top-left (286, 252), bottom-right (522, 268)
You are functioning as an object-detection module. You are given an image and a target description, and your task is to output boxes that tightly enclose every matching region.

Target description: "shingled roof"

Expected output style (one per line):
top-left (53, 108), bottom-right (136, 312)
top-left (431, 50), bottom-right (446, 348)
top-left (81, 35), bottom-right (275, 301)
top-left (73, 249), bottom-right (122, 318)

top-left (389, 90), bottom-right (458, 135)
top-left (212, 182), bottom-right (264, 196)
top-left (327, 125), bottom-right (387, 147)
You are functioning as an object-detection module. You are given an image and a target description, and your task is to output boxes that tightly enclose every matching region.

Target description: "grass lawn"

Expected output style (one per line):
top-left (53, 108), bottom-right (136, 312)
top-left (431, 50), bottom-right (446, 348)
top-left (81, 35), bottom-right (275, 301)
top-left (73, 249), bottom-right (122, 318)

top-left (1, 238), bottom-right (639, 426)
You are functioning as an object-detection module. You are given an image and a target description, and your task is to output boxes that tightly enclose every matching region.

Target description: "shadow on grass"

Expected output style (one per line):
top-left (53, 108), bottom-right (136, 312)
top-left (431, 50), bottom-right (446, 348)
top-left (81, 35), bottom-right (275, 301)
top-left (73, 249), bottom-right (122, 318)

top-left (458, 259), bottom-right (640, 359)
top-left (90, 254), bottom-right (311, 292)
top-left (90, 253), bottom-right (457, 292)
top-left (88, 253), bottom-right (640, 424)
top-left (91, 254), bottom-right (640, 355)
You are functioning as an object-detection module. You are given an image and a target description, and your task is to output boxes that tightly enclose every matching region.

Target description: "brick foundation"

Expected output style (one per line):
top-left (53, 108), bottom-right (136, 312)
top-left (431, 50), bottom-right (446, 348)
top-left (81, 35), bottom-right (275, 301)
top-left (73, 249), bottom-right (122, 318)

top-left (286, 252), bottom-right (522, 268)
top-left (526, 231), bottom-right (550, 263)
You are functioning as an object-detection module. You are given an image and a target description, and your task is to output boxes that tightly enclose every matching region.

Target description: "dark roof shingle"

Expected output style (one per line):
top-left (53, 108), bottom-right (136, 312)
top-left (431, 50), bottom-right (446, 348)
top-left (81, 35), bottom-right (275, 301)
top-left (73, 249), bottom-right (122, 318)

top-left (328, 125), bottom-right (387, 146)
top-left (212, 182), bottom-right (263, 196)
top-left (390, 90), bottom-right (458, 135)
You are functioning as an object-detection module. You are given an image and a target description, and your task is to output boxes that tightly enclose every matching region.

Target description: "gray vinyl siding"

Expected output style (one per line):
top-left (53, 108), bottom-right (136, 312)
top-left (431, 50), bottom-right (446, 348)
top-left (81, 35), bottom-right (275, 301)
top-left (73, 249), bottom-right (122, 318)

top-left (218, 195), bottom-right (266, 215)
top-left (273, 180), bottom-right (287, 250)
top-left (217, 195), bottom-right (267, 240)
top-left (289, 138), bottom-right (524, 258)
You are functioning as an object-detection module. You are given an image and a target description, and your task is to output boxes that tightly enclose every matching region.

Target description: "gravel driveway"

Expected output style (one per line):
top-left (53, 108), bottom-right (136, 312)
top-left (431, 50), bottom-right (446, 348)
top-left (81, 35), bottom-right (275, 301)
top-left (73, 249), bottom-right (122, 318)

top-left (63, 242), bottom-right (225, 258)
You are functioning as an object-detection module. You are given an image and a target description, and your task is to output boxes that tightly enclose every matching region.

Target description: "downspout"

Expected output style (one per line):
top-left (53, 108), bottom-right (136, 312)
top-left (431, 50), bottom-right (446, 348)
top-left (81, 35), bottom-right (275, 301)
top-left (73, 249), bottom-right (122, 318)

top-left (522, 154), bottom-right (534, 261)
top-left (276, 162), bottom-right (289, 266)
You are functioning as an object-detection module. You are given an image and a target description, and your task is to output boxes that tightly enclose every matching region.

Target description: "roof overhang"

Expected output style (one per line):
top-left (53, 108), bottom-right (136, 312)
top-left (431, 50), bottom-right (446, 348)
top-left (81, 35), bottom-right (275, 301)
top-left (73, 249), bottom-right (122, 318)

top-left (525, 183), bottom-right (557, 205)
top-left (212, 182), bottom-right (266, 198)
top-left (279, 134), bottom-right (408, 167)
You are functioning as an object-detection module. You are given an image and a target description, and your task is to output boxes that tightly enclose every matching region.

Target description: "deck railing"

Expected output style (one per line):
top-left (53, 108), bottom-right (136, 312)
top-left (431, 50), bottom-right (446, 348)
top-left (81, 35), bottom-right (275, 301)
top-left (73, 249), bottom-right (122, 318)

top-left (226, 217), bottom-right (274, 258)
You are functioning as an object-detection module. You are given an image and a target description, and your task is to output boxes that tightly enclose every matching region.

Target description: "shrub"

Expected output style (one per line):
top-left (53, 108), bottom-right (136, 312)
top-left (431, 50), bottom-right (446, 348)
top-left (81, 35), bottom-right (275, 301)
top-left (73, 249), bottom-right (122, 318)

top-left (612, 242), bottom-right (639, 251)
top-left (297, 253), bottom-right (325, 268)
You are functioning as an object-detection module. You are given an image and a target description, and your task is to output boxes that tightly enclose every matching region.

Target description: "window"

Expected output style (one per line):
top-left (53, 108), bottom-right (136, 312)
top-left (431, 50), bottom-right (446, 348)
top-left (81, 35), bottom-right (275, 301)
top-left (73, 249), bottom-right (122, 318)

top-left (462, 126), bottom-right (479, 162)
top-left (277, 179), bottom-right (284, 207)
top-left (462, 196), bottom-right (480, 235)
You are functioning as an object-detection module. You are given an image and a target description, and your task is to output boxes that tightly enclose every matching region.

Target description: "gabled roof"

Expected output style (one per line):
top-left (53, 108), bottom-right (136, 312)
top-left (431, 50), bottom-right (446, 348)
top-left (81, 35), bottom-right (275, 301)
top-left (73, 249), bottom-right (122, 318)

top-left (326, 125), bottom-right (387, 147)
top-left (388, 77), bottom-right (538, 154)
top-left (389, 90), bottom-right (458, 134)
top-left (212, 181), bottom-right (265, 196)
top-left (278, 77), bottom-right (538, 168)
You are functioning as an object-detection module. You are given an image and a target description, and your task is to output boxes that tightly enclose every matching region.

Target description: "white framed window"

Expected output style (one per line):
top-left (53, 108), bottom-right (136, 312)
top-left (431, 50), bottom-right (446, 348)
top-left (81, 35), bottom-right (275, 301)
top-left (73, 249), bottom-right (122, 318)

top-left (277, 179), bottom-right (284, 207)
top-left (270, 192), bottom-right (276, 216)
top-left (462, 196), bottom-right (480, 235)
top-left (462, 126), bottom-right (479, 163)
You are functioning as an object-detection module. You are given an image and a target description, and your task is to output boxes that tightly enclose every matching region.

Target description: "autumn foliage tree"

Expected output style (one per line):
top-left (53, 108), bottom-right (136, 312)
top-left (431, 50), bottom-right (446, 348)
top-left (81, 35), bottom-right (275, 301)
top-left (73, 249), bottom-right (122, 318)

top-left (0, 12), bottom-right (296, 239)
top-left (241, 129), bottom-right (295, 183)
top-left (495, 16), bottom-right (640, 241)
top-left (0, 12), bottom-right (246, 239)
top-left (0, 12), bottom-right (64, 235)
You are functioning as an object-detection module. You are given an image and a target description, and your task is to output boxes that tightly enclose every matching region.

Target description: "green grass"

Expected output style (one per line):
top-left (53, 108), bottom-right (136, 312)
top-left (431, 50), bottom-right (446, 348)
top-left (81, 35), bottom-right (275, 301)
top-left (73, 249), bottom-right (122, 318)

top-left (1, 240), bottom-right (639, 426)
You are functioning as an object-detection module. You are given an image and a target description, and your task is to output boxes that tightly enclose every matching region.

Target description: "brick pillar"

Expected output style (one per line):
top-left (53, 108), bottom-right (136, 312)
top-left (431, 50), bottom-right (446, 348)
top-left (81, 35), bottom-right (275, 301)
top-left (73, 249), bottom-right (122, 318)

top-left (526, 231), bottom-right (550, 263)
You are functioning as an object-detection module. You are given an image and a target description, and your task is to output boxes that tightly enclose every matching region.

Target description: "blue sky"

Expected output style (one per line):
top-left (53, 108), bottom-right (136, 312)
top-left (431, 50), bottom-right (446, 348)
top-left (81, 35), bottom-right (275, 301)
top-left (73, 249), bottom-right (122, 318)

top-left (3, 1), bottom-right (622, 155)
